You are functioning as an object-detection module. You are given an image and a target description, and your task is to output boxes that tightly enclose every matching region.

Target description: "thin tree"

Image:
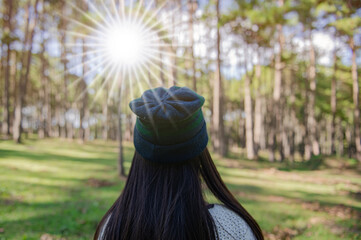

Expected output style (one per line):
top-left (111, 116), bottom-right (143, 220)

top-left (2, 0), bottom-right (14, 136)
top-left (188, 0), bottom-right (197, 91)
top-left (330, 40), bottom-right (338, 154)
top-left (13, 0), bottom-right (40, 143)
top-left (243, 46), bottom-right (255, 160)
top-left (350, 37), bottom-right (360, 161)
top-left (39, 0), bottom-right (51, 138)
top-left (212, 0), bottom-right (226, 156)
top-left (117, 81), bottom-right (125, 177)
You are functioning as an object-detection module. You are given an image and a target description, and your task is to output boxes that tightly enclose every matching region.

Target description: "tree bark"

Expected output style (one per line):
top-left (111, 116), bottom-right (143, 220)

top-left (2, 0), bottom-right (13, 136)
top-left (269, 17), bottom-right (284, 161)
top-left (243, 47), bottom-right (256, 159)
top-left (244, 72), bottom-right (255, 159)
top-left (254, 53), bottom-right (265, 154)
top-left (254, 95), bottom-right (263, 154)
top-left (102, 81), bottom-right (109, 140)
top-left (39, 0), bottom-right (49, 138)
top-left (305, 34), bottom-right (320, 160)
top-left (60, 0), bottom-right (69, 138)
top-left (117, 86), bottom-right (125, 177)
top-left (330, 46), bottom-right (337, 154)
top-left (79, 37), bottom-right (89, 141)
top-left (13, 0), bottom-right (40, 143)
top-left (188, 0), bottom-right (197, 91)
top-left (212, 0), bottom-right (226, 156)
top-left (350, 38), bottom-right (361, 161)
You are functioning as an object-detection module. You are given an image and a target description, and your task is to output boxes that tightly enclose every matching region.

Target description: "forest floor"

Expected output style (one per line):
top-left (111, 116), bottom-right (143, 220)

top-left (0, 138), bottom-right (360, 240)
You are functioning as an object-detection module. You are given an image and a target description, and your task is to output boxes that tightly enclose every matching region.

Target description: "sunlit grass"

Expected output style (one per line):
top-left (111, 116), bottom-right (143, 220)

top-left (0, 138), bottom-right (360, 239)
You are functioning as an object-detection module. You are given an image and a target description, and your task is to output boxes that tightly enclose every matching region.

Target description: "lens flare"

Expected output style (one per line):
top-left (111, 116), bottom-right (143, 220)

top-left (62, 0), bottom-right (190, 107)
top-left (102, 20), bottom-right (148, 67)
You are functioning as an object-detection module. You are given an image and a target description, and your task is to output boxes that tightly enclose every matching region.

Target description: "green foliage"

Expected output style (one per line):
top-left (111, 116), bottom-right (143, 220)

top-left (1, 139), bottom-right (360, 239)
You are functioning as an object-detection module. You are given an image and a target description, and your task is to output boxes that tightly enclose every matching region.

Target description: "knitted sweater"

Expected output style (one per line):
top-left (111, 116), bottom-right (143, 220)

top-left (98, 204), bottom-right (256, 240)
top-left (209, 204), bottom-right (256, 240)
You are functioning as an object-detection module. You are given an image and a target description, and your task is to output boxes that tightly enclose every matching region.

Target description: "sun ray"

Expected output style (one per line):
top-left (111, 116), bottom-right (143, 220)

top-left (62, 0), bottom-right (191, 109)
top-left (141, 54), bottom-right (181, 86)
top-left (138, 0), bottom-right (169, 33)
top-left (110, 0), bottom-right (122, 24)
top-left (147, 43), bottom-right (190, 48)
top-left (136, 61), bottom-right (191, 119)
top-left (66, 1), bottom-right (111, 33)
top-left (89, 60), bottom-right (120, 109)
top-left (61, 30), bottom-right (104, 42)
top-left (137, 0), bottom-right (187, 37)
top-left (75, 57), bottom-right (115, 103)
top-left (66, 55), bottom-right (112, 96)
top-left (133, 0), bottom-right (144, 24)
top-left (131, 64), bottom-right (165, 131)
top-left (137, 61), bottom-right (192, 117)
top-left (60, 48), bottom-right (105, 61)
top-left (118, 0), bottom-right (126, 22)
top-left (57, 13), bottom-right (107, 38)
top-left (108, 64), bottom-right (122, 101)
top-left (128, 0), bottom-right (134, 21)
top-left (142, 49), bottom-right (189, 74)
top-left (87, 0), bottom-right (110, 27)
top-left (139, 5), bottom-right (183, 37)
top-left (133, 63), bottom-right (180, 128)
top-left (143, 47), bottom-right (193, 61)
top-left (100, 0), bottom-right (118, 26)
top-left (139, 19), bottom-right (185, 43)
top-left (58, 51), bottom-right (108, 79)
top-left (135, 0), bottom-right (156, 29)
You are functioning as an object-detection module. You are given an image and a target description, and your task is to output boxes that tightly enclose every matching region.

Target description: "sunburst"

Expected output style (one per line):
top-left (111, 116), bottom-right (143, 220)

top-left (59, 0), bottom-right (190, 107)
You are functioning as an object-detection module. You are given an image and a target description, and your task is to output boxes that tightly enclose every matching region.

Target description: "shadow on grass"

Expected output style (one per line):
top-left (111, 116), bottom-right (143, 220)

top-left (0, 200), bottom-right (109, 239)
top-left (278, 156), bottom-right (324, 171)
top-left (0, 148), bottom-right (116, 166)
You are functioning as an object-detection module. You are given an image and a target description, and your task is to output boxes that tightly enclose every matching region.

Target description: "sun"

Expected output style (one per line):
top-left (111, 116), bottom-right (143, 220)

top-left (101, 19), bottom-right (149, 67)
top-left (63, 0), bottom-right (189, 104)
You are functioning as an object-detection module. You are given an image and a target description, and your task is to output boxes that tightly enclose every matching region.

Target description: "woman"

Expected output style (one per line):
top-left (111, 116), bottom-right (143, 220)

top-left (94, 86), bottom-right (263, 240)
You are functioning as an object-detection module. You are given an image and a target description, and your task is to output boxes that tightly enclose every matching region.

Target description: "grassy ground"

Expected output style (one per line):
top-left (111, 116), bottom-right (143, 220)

top-left (0, 138), bottom-right (360, 240)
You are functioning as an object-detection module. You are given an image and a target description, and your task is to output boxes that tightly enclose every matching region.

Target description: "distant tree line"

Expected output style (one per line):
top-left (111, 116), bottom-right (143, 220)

top-left (0, 0), bottom-right (360, 165)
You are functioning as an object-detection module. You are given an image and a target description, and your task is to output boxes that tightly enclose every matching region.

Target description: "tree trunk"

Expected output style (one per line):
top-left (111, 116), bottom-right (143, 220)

top-left (102, 81), bottom-right (109, 140)
top-left (212, 0), bottom-right (226, 156)
top-left (39, 0), bottom-right (48, 139)
top-left (269, 17), bottom-right (284, 161)
top-left (79, 38), bottom-right (89, 141)
top-left (188, 0), bottom-right (197, 91)
top-left (336, 118), bottom-right (344, 156)
top-left (169, 0), bottom-right (180, 87)
top-left (254, 54), bottom-right (265, 154)
top-left (305, 34), bottom-right (320, 160)
top-left (117, 87), bottom-right (125, 177)
top-left (350, 38), bottom-right (361, 161)
top-left (254, 96), bottom-right (262, 154)
top-left (244, 72), bottom-right (255, 159)
top-left (60, 0), bottom-right (69, 138)
top-left (289, 69), bottom-right (297, 162)
top-left (2, 0), bottom-right (13, 136)
top-left (330, 47), bottom-right (337, 154)
top-left (13, 0), bottom-right (40, 143)
top-left (55, 92), bottom-right (61, 137)
top-left (243, 47), bottom-right (256, 159)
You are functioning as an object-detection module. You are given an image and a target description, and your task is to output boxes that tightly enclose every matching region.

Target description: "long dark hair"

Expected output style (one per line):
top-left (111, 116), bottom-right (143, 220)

top-left (94, 147), bottom-right (263, 240)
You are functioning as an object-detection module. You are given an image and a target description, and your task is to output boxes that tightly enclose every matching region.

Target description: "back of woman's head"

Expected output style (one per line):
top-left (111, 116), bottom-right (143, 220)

top-left (94, 86), bottom-right (263, 240)
top-left (95, 150), bottom-right (216, 240)
top-left (94, 148), bottom-right (263, 240)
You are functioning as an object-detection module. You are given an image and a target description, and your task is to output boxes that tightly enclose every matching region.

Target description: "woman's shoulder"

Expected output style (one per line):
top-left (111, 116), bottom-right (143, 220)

top-left (208, 204), bottom-right (256, 240)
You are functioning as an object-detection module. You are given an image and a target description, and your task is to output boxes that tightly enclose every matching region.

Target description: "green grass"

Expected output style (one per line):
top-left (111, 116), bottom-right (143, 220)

top-left (0, 138), bottom-right (360, 239)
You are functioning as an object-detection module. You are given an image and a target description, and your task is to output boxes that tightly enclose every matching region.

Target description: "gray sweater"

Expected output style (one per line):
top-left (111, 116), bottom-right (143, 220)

top-left (99, 204), bottom-right (256, 240)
